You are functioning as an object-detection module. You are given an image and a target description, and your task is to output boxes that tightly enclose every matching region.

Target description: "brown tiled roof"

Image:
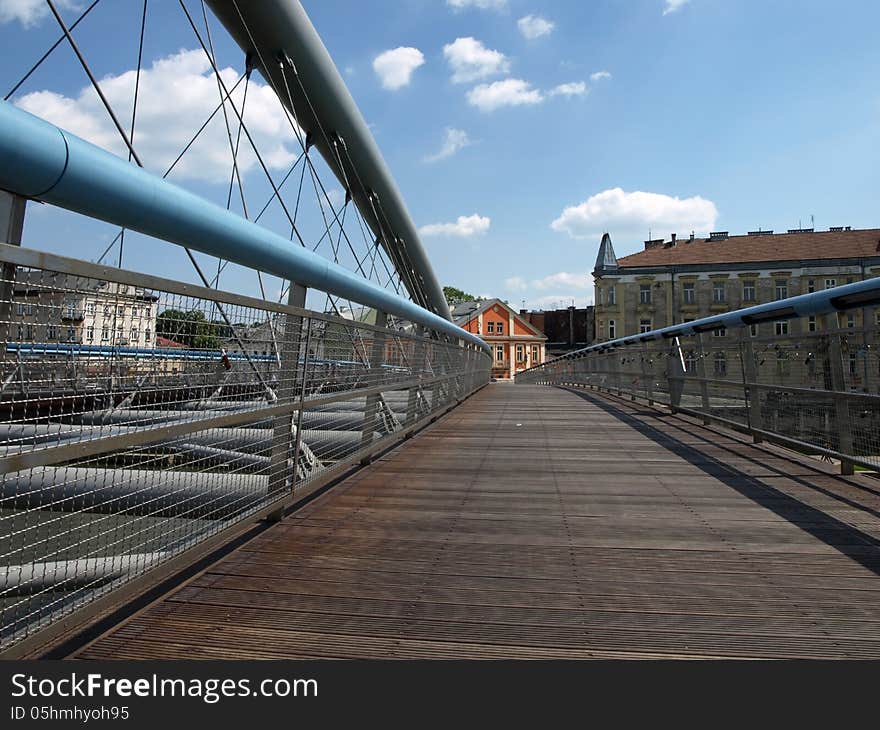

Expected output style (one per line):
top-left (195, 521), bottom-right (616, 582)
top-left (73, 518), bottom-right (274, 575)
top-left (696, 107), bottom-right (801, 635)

top-left (616, 228), bottom-right (880, 268)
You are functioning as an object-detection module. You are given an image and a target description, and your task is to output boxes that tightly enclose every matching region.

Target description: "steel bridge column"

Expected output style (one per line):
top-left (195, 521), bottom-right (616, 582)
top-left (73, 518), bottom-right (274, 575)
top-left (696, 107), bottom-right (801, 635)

top-left (360, 309), bottom-right (387, 463)
top-left (0, 192), bottom-right (25, 356)
top-left (827, 335), bottom-right (855, 475)
top-left (268, 283), bottom-right (308, 503)
top-left (695, 333), bottom-right (712, 424)
top-left (406, 325), bottom-right (426, 427)
top-left (740, 338), bottom-right (763, 444)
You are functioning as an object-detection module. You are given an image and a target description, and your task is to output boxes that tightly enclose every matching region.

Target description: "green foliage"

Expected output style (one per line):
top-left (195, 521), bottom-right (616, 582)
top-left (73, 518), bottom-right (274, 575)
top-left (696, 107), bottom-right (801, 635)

top-left (443, 286), bottom-right (482, 306)
top-left (156, 308), bottom-right (222, 349)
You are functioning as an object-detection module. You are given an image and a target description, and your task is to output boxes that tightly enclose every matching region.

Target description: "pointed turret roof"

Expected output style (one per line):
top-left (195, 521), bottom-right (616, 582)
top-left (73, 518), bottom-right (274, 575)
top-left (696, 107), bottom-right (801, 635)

top-left (593, 233), bottom-right (618, 275)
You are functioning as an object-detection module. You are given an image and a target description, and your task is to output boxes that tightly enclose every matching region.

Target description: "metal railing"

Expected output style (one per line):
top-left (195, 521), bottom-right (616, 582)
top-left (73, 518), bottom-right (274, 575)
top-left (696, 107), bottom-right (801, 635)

top-left (518, 280), bottom-right (880, 475)
top-left (0, 244), bottom-right (490, 654)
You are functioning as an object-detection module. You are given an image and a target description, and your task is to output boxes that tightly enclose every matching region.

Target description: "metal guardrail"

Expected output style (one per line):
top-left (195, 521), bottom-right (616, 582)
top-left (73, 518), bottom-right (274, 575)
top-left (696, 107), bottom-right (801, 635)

top-left (518, 282), bottom-right (880, 475)
top-left (0, 244), bottom-right (490, 654)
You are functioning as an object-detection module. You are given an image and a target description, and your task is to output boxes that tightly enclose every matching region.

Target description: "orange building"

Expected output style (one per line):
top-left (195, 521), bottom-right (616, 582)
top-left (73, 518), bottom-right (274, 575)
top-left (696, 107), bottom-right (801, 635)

top-left (452, 298), bottom-right (547, 379)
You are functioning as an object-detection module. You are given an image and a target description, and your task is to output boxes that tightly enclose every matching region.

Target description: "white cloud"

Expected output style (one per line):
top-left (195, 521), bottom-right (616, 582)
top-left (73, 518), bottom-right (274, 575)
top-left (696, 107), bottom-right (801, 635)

top-left (372, 47), bottom-right (425, 90)
top-left (549, 81), bottom-right (587, 97)
top-left (447, 0), bottom-right (507, 10)
top-left (590, 70), bottom-right (612, 82)
top-left (0, 0), bottom-right (77, 27)
top-left (550, 187), bottom-right (718, 240)
top-left (517, 15), bottom-right (555, 39)
top-left (15, 49), bottom-right (300, 183)
top-left (419, 214), bottom-right (491, 237)
top-left (532, 272), bottom-right (590, 290)
top-left (505, 276), bottom-right (528, 291)
top-left (527, 294), bottom-right (588, 310)
top-left (443, 37), bottom-right (510, 84)
top-left (663, 0), bottom-right (691, 15)
top-left (425, 128), bottom-right (472, 162)
top-left (466, 79), bottom-right (543, 112)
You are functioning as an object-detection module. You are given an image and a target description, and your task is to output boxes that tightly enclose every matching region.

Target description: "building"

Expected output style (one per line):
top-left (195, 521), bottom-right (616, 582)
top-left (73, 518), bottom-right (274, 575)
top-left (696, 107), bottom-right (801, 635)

top-left (520, 305), bottom-right (595, 356)
top-left (452, 298), bottom-right (546, 379)
top-left (592, 228), bottom-right (880, 341)
top-left (7, 270), bottom-right (158, 347)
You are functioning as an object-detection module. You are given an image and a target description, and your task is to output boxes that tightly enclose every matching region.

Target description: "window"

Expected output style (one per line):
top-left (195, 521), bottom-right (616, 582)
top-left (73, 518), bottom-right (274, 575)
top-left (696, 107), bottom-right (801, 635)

top-left (713, 352), bottom-right (727, 377)
top-left (685, 351), bottom-right (697, 374)
top-left (66, 328), bottom-right (75, 341)
top-left (849, 353), bottom-right (858, 376)
top-left (742, 280), bottom-right (756, 302)
top-left (101, 326), bottom-right (109, 340)
top-left (144, 328), bottom-right (151, 343)
top-left (807, 279), bottom-right (815, 293)
top-left (683, 282), bottom-right (695, 304)
top-left (607, 286), bottom-right (616, 305)
top-left (48, 325), bottom-right (58, 340)
top-left (116, 327), bottom-right (123, 342)
top-left (16, 324), bottom-right (23, 340)
top-left (86, 326), bottom-right (93, 341)
top-left (15, 303), bottom-right (24, 316)
top-left (774, 279), bottom-right (788, 300)
top-left (608, 320), bottom-right (616, 339)
top-left (712, 281), bottom-right (726, 303)
top-left (495, 345), bottom-right (503, 363)
top-left (639, 319), bottom-right (652, 334)
top-left (531, 345), bottom-right (540, 364)
top-left (516, 344), bottom-right (525, 362)
top-left (775, 320), bottom-right (789, 336)
top-left (846, 313), bottom-right (855, 329)
top-left (639, 284), bottom-right (651, 305)
top-left (131, 327), bottom-right (138, 342)
top-left (713, 326), bottom-right (726, 337)
top-left (824, 278), bottom-right (837, 290)
top-left (104, 306), bottom-right (110, 316)
top-left (496, 322), bottom-right (504, 335)
top-left (87, 301), bottom-right (96, 315)
top-left (749, 324), bottom-right (759, 337)
top-left (486, 321), bottom-right (494, 334)
top-left (808, 316), bottom-right (817, 332)
top-left (597, 288), bottom-right (604, 306)
top-left (117, 306), bottom-right (124, 315)
top-left (64, 300), bottom-right (77, 319)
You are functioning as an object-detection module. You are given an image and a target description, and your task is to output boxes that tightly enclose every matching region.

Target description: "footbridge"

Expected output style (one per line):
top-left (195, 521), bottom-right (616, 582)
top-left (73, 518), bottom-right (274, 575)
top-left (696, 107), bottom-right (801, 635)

top-left (1, 0), bottom-right (880, 660)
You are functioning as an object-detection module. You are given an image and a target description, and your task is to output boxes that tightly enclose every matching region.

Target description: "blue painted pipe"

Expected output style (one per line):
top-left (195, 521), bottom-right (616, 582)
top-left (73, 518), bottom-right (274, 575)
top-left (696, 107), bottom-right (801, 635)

top-left (0, 101), bottom-right (489, 353)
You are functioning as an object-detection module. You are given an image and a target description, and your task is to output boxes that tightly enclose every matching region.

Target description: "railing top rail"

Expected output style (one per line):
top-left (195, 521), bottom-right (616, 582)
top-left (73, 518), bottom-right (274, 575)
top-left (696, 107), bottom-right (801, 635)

top-left (523, 276), bottom-right (880, 371)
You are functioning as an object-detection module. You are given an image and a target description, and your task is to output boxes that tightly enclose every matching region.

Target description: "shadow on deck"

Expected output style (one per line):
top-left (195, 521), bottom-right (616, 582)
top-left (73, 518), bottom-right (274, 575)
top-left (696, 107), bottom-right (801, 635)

top-left (73, 384), bottom-right (880, 659)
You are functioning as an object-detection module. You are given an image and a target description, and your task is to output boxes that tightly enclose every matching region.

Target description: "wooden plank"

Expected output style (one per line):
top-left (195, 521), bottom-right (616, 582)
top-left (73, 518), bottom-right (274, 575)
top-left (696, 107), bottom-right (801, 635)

top-left (74, 384), bottom-right (880, 660)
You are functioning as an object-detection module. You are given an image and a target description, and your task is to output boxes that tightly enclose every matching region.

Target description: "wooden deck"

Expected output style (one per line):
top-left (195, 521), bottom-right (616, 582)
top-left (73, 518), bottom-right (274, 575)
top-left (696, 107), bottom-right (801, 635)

top-left (75, 384), bottom-right (880, 659)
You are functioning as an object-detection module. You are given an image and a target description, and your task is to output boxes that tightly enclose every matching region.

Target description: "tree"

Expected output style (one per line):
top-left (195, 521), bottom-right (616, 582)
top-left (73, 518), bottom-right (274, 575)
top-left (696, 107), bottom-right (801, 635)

top-left (156, 308), bottom-right (221, 349)
top-left (443, 286), bottom-right (482, 306)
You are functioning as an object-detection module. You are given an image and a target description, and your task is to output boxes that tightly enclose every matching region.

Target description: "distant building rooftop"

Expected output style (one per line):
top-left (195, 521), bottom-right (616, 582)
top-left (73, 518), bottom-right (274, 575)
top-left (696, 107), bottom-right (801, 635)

top-left (595, 228), bottom-right (880, 274)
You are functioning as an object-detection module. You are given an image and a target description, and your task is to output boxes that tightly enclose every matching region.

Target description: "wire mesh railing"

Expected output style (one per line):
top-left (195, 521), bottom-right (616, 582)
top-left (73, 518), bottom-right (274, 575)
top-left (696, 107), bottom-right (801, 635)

top-left (518, 290), bottom-right (880, 476)
top-left (0, 244), bottom-right (490, 653)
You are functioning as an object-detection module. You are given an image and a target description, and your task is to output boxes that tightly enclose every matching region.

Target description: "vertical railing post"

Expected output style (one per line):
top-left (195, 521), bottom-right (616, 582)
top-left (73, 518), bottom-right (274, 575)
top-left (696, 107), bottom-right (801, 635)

top-left (668, 339), bottom-right (685, 412)
top-left (695, 333), bottom-right (711, 425)
top-left (641, 347), bottom-right (655, 405)
top-left (828, 335), bottom-right (855, 475)
top-left (268, 283), bottom-right (307, 505)
top-left (0, 192), bottom-right (26, 357)
top-left (741, 338), bottom-right (763, 443)
top-left (406, 325), bottom-right (426, 427)
top-left (360, 309), bottom-right (388, 463)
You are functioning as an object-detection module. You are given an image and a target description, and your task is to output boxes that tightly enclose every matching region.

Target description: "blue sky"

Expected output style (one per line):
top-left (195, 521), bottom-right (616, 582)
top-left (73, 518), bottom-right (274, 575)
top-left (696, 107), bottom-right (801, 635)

top-left (1, 0), bottom-right (879, 311)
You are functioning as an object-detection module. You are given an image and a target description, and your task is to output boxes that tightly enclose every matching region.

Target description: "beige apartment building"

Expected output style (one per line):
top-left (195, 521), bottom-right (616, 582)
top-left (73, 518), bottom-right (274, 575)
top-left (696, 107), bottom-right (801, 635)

top-left (9, 271), bottom-right (158, 347)
top-left (592, 228), bottom-right (880, 341)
